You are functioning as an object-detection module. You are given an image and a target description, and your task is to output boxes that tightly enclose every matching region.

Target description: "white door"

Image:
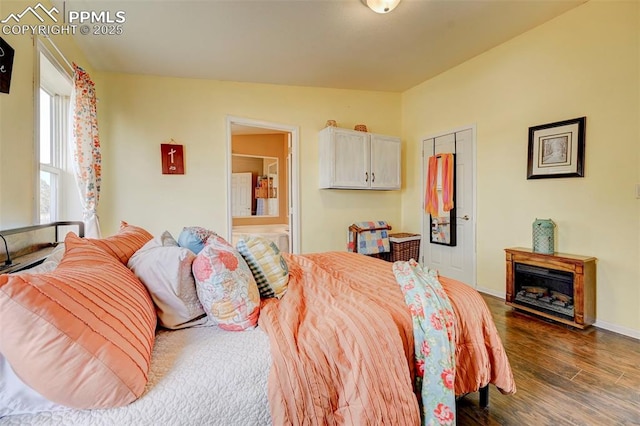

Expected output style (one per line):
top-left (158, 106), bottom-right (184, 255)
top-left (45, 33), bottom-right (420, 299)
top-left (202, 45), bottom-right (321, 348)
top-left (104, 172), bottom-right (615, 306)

top-left (287, 133), bottom-right (294, 252)
top-left (422, 127), bottom-right (476, 287)
top-left (231, 172), bottom-right (252, 217)
top-left (370, 135), bottom-right (401, 189)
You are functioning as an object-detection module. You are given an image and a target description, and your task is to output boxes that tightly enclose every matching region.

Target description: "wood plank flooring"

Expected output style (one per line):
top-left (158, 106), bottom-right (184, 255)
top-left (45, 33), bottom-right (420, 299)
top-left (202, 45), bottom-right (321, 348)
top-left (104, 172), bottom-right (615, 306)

top-left (457, 294), bottom-right (640, 425)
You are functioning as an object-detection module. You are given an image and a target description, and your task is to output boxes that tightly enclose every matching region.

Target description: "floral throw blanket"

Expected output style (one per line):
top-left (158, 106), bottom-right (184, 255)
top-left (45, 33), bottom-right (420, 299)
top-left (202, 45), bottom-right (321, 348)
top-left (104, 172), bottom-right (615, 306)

top-left (393, 260), bottom-right (457, 426)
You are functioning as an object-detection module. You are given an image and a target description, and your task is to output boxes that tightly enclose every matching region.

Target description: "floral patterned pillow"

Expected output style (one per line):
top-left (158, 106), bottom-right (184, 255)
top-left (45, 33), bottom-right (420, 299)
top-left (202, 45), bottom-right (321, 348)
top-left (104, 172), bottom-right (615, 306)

top-left (192, 235), bottom-right (260, 331)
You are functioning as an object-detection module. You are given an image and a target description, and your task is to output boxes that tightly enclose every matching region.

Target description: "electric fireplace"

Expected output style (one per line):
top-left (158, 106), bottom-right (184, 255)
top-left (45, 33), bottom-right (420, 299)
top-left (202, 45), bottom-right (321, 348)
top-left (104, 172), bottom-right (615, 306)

top-left (505, 247), bottom-right (597, 329)
top-left (514, 263), bottom-right (574, 321)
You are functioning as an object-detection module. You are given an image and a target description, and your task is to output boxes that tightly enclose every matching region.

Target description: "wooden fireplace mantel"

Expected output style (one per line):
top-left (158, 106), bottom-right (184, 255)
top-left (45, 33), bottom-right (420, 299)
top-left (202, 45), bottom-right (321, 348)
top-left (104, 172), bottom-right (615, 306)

top-left (505, 247), bottom-right (596, 329)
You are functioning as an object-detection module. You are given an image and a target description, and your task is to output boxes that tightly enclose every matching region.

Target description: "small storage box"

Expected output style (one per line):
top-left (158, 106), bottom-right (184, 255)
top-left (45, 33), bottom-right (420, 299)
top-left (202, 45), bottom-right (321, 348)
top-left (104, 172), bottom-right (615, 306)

top-left (389, 233), bottom-right (421, 262)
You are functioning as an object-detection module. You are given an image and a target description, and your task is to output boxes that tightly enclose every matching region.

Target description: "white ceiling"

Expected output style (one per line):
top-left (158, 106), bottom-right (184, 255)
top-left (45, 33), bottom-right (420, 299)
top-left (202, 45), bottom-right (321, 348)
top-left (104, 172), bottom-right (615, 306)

top-left (60, 0), bottom-right (585, 92)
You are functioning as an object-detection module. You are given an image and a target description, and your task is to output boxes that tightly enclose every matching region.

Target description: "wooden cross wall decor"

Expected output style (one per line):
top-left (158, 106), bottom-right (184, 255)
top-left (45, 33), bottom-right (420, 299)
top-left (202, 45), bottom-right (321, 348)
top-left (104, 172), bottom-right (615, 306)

top-left (161, 143), bottom-right (185, 175)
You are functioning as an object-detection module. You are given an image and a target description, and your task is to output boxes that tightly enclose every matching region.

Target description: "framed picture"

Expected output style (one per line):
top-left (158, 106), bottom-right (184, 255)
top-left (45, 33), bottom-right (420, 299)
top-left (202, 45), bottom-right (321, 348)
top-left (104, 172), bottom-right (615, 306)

top-left (527, 117), bottom-right (586, 179)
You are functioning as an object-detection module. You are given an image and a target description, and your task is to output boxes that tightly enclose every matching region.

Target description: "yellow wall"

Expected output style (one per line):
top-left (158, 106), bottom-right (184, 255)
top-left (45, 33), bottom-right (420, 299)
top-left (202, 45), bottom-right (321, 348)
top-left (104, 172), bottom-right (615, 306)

top-left (2, 1), bottom-right (637, 336)
top-left (401, 1), bottom-right (640, 334)
top-left (97, 73), bottom-right (402, 252)
top-left (0, 0), bottom-right (93, 227)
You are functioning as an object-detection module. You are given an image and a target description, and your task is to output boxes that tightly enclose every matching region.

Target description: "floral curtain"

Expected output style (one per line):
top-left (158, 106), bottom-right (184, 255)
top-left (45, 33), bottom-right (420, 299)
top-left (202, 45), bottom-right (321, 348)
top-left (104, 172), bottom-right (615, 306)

top-left (70, 64), bottom-right (102, 238)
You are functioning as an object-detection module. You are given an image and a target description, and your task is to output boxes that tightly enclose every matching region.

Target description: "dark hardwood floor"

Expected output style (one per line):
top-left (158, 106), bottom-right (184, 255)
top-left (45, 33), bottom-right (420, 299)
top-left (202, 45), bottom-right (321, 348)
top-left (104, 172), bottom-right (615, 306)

top-left (457, 294), bottom-right (640, 426)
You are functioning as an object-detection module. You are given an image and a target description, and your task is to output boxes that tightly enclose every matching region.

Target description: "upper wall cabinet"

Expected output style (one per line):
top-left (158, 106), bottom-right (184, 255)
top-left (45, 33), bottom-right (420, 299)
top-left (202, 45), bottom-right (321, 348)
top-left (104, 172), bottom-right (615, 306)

top-left (318, 127), bottom-right (401, 190)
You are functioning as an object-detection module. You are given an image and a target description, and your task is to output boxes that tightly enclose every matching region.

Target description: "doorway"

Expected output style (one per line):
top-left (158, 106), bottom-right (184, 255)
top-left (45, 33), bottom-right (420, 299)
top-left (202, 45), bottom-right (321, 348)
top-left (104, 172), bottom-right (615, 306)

top-left (421, 125), bottom-right (476, 287)
top-left (226, 116), bottom-right (300, 254)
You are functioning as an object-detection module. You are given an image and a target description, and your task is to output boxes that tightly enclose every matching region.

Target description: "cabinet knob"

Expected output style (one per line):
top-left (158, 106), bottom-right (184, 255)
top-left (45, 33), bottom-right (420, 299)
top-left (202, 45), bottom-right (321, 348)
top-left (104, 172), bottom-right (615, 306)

top-left (365, 172), bottom-right (369, 182)
top-left (372, 172), bottom-right (375, 183)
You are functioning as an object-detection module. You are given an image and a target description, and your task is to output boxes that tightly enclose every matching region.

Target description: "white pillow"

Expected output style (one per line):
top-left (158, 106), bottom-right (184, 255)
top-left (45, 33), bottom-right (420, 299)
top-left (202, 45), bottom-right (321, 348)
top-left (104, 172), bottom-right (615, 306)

top-left (11, 243), bottom-right (65, 275)
top-left (159, 230), bottom-right (179, 247)
top-left (128, 232), bottom-right (208, 329)
top-left (0, 353), bottom-right (68, 417)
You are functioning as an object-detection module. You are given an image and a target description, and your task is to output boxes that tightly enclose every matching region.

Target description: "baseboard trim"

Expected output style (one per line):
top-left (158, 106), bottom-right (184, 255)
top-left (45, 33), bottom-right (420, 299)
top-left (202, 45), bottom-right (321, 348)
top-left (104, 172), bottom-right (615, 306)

top-left (476, 286), bottom-right (504, 299)
top-left (593, 320), bottom-right (640, 340)
top-left (475, 287), bottom-right (640, 341)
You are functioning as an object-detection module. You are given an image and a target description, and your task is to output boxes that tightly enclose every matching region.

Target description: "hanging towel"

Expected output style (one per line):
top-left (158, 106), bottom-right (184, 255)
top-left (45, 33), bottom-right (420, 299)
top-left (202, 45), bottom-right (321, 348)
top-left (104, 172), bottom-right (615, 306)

top-left (347, 221), bottom-right (391, 255)
top-left (425, 156), bottom-right (439, 216)
top-left (441, 153), bottom-right (454, 212)
top-left (425, 154), bottom-right (455, 215)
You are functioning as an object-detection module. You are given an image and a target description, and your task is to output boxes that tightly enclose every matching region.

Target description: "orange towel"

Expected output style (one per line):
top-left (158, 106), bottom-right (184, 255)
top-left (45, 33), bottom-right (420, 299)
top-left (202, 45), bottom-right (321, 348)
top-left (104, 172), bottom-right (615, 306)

top-left (425, 156), bottom-right (439, 216)
top-left (441, 153), bottom-right (454, 212)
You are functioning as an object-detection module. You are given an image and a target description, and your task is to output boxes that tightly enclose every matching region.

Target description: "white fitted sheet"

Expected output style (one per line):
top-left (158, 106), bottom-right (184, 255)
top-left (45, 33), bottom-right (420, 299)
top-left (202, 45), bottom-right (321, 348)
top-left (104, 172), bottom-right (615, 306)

top-left (232, 225), bottom-right (289, 253)
top-left (0, 326), bottom-right (272, 426)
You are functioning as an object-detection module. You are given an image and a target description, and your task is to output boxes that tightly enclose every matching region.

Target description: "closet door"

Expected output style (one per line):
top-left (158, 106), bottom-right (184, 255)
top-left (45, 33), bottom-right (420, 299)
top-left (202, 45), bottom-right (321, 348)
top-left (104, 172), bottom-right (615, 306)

top-left (422, 128), bottom-right (475, 287)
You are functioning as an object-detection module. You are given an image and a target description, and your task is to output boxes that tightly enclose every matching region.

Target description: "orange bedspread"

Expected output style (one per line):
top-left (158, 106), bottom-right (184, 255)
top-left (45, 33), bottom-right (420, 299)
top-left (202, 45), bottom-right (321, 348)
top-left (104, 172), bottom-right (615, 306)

top-left (259, 252), bottom-right (515, 424)
top-left (439, 275), bottom-right (516, 396)
top-left (258, 253), bottom-right (420, 425)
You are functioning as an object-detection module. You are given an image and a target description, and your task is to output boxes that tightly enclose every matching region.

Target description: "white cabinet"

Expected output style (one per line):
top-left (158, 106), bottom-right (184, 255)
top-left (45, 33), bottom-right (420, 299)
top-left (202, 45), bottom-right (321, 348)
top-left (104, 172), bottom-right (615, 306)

top-left (318, 127), bottom-right (401, 190)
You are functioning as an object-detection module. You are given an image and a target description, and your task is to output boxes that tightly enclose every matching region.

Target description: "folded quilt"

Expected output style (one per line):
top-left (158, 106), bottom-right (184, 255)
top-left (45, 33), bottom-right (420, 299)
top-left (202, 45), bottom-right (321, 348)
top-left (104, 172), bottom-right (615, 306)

top-left (393, 260), bottom-right (456, 425)
top-left (347, 220), bottom-right (390, 255)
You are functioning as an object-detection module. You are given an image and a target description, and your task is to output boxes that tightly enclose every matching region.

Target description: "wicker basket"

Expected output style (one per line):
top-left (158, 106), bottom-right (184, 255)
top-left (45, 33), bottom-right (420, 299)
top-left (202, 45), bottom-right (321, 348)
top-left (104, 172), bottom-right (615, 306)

top-left (368, 252), bottom-right (391, 262)
top-left (389, 233), bottom-right (421, 262)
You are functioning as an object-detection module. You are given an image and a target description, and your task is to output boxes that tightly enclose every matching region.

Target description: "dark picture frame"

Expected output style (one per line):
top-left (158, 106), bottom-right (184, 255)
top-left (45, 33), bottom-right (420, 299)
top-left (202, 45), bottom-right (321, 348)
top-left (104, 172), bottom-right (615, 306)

top-left (0, 37), bottom-right (15, 94)
top-left (527, 117), bottom-right (586, 179)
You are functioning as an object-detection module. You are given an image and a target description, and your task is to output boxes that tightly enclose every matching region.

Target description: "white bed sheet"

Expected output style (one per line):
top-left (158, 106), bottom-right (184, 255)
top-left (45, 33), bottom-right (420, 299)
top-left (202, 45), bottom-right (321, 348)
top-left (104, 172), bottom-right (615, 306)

top-left (0, 327), bottom-right (272, 426)
top-left (232, 225), bottom-right (290, 254)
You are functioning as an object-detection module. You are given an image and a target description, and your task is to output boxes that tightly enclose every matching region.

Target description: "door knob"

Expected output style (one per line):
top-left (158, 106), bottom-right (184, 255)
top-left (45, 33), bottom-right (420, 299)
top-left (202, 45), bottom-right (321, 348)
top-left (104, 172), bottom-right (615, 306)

top-left (457, 215), bottom-right (470, 221)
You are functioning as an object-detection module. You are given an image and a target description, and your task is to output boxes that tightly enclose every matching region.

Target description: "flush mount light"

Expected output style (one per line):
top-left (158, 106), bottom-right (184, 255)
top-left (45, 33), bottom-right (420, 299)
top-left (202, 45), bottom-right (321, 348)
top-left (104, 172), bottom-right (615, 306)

top-left (361, 0), bottom-right (402, 14)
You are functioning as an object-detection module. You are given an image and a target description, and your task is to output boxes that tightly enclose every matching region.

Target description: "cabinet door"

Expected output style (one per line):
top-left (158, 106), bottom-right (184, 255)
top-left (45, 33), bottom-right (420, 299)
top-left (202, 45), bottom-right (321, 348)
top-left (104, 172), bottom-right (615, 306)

top-left (331, 129), bottom-right (370, 188)
top-left (370, 134), bottom-right (401, 189)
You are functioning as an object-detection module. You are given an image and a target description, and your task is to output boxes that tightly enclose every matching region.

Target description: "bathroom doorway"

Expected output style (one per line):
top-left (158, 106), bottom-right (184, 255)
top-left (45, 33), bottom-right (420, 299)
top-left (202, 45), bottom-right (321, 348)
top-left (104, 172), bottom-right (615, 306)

top-left (226, 116), bottom-right (300, 254)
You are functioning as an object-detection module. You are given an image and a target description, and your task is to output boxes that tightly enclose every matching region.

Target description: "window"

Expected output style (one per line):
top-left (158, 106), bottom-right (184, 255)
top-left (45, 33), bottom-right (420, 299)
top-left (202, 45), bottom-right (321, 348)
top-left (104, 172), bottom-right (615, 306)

top-left (37, 47), bottom-right (75, 224)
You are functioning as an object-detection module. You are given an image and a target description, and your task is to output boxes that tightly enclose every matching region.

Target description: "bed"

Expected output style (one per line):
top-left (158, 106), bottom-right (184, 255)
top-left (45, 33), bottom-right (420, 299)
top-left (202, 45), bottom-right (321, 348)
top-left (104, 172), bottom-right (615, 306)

top-left (0, 224), bottom-right (515, 425)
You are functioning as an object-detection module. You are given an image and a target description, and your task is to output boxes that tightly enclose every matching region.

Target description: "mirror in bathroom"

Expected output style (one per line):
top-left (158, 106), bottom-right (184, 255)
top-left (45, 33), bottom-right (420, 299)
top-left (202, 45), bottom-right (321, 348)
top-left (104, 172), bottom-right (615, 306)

top-left (231, 154), bottom-right (278, 217)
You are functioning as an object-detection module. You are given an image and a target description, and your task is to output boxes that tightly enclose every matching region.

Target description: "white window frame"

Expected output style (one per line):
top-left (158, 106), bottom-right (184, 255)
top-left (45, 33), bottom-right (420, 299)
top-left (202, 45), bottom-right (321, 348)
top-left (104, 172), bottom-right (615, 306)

top-left (35, 41), bottom-right (72, 224)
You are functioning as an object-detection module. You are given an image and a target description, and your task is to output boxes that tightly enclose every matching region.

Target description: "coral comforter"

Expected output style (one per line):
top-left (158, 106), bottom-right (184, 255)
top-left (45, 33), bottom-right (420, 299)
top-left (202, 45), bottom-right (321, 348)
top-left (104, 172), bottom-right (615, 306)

top-left (259, 252), bottom-right (515, 425)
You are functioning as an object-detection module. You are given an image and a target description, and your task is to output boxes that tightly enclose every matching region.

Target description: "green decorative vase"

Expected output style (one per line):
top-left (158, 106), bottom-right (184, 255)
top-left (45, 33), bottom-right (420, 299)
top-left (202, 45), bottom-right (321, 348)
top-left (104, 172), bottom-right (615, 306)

top-left (532, 219), bottom-right (555, 254)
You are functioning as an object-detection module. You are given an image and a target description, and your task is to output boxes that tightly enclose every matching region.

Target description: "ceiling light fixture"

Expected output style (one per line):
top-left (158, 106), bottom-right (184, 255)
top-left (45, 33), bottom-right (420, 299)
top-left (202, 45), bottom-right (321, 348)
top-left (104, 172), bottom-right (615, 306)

top-left (361, 0), bottom-right (402, 14)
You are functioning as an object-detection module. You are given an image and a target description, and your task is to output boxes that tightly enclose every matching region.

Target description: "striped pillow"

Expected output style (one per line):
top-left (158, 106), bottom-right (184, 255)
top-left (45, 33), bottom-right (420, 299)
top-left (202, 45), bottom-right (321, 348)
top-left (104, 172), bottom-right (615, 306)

top-left (0, 232), bottom-right (156, 409)
top-left (87, 221), bottom-right (153, 264)
top-left (236, 236), bottom-right (289, 299)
